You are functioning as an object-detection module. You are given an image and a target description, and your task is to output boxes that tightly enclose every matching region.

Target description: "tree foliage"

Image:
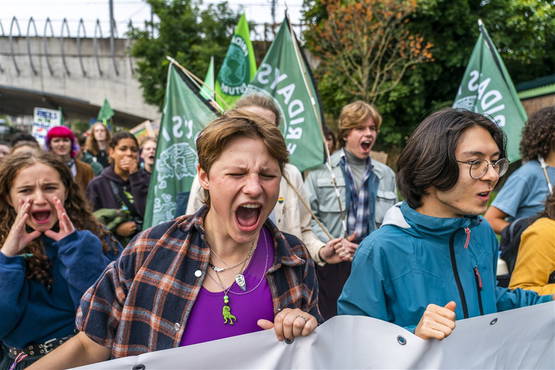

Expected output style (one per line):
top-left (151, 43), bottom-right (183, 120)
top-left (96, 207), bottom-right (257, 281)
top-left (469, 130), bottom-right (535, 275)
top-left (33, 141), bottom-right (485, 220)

top-left (305, 0), bottom-right (432, 107)
top-left (128, 0), bottom-right (239, 109)
top-left (303, 0), bottom-right (555, 151)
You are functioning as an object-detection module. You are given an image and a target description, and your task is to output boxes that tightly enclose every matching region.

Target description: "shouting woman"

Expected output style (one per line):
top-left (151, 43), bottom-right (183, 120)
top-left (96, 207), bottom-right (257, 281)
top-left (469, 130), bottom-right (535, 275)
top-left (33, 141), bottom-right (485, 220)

top-left (31, 110), bottom-right (321, 369)
top-left (0, 152), bottom-right (120, 369)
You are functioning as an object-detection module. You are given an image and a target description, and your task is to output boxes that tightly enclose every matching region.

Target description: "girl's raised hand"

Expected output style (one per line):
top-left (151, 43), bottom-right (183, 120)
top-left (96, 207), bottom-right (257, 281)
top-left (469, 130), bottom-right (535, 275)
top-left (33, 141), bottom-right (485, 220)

top-left (44, 197), bottom-right (75, 241)
top-left (0, 199), bottom-right (41, 257)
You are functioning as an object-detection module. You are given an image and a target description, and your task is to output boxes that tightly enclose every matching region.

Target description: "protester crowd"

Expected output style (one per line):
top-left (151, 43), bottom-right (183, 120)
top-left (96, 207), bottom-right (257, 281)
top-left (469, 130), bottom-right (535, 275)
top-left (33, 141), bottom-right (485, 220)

top-left (0, 96), bottom-right (553, 369)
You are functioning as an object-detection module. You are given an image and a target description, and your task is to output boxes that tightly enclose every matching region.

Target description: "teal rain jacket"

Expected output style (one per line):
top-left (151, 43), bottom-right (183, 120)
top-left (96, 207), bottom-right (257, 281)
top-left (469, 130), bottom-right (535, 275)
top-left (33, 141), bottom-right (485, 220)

top-left (338, 202), bottom-right (552, 332)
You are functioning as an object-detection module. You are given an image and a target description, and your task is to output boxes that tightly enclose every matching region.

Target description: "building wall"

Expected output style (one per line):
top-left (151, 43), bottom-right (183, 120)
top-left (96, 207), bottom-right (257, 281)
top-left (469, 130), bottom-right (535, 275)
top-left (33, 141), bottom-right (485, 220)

top-left (0, 36), bottom-right (158, 121)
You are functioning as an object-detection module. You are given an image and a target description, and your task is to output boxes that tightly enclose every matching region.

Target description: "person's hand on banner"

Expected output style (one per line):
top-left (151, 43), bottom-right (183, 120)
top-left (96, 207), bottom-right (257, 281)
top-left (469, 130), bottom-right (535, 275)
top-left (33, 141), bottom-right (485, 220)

top-left (257, 308), bottom-right (317, 342)
top-left (415, 301), bottom-right (456, 340)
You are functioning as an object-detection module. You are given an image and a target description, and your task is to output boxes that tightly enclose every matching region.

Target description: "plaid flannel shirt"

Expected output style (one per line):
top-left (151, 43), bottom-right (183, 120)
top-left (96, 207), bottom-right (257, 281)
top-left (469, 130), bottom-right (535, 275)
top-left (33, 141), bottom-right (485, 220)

top-left (76, 207), bottom-right (321, 359)
top-left (339, 155), bottom-right (379, 243)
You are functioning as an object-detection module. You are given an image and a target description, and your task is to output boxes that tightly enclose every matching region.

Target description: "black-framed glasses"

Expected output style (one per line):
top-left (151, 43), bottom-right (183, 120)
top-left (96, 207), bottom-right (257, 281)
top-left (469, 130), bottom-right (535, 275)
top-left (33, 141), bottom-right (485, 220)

top-left (456, 158), bottom-right (509, 179)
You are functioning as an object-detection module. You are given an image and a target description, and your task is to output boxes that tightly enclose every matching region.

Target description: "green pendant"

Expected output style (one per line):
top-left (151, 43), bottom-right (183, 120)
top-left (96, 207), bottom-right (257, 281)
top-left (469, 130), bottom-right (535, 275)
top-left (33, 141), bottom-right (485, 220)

top-left (222, 294), bottom-right (237, 325)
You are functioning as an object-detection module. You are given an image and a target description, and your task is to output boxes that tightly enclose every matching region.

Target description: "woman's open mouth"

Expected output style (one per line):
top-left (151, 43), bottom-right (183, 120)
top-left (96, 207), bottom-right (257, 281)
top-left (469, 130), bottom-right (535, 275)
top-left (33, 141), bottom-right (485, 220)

top-left (235, 203), bottom-right (262, 232)
top-left (31, 210), bottom-right (52, 225)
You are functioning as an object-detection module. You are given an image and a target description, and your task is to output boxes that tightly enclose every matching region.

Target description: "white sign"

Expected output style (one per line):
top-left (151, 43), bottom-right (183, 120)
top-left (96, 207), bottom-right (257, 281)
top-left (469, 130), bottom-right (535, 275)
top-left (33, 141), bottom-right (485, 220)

top-left (75, 301), bottom-right (555, 370)
top-left (32, 107), bottom-right (62, 146)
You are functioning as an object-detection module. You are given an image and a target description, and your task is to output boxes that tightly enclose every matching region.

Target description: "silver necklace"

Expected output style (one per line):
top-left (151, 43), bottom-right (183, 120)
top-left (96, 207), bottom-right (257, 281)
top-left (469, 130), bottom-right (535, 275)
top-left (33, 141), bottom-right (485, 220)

top-left (209, 242), bottom-right (256, 291)
top-left (229, 232), bottom-right (271, 296)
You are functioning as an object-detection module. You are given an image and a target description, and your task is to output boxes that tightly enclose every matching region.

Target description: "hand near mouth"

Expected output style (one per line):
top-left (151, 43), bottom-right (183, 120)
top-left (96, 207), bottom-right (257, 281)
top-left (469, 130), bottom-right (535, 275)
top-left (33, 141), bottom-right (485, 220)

top-left (0, 200), bottom-right (41, 257)
top-left (120, 158), bottom-right (139, 174)
top-left (44, 197), bottom-right (76, 241)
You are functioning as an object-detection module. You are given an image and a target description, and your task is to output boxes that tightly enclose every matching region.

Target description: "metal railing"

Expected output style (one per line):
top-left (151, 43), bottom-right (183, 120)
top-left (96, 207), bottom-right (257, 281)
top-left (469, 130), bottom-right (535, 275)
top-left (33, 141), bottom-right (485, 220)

top-left (0, 16), bottom-right (307, 77)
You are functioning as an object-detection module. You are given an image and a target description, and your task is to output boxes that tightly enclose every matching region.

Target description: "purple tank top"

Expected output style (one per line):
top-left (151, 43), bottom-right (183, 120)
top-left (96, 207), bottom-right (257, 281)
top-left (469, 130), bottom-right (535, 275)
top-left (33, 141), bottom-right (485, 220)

top-left (180, 227), bottom-right (275, 346)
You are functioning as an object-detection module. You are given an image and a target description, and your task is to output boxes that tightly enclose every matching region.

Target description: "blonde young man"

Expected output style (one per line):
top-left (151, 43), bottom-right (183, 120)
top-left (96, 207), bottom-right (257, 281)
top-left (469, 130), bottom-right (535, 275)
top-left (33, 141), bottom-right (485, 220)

top-left (304, 101), bottom-right (397, 320)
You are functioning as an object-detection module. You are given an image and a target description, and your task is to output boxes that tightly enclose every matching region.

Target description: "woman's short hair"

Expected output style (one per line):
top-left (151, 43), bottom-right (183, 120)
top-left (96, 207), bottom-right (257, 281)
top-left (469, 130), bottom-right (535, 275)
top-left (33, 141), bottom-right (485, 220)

top-left (397, 108), bottom-right (506, 209)
top-left (519, 106), bottom-right (555, 161)
top-left (197, 109), bottom-right (288, 175)
top-left (338, 101), bottom-right (382, 147)
top-left (196, 110), bottom-right (288, 206)
top-left (235, 94), bottom-right (281, 126)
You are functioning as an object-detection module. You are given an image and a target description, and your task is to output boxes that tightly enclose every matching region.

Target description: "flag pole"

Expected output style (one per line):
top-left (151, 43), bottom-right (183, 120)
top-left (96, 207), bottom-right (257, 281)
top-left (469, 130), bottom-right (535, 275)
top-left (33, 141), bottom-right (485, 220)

top-left (286, 16), bottom-right (347, 237)
top-left (282, 174), bottom-right (334, 240)
top-left (166, 56), bottom-right (226, 113)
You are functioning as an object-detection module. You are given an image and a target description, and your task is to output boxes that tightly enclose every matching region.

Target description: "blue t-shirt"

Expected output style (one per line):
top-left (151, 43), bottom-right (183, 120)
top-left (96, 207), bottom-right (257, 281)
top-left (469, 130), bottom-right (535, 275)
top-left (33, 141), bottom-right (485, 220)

top-left (492, 160), bottom-right (555, 220)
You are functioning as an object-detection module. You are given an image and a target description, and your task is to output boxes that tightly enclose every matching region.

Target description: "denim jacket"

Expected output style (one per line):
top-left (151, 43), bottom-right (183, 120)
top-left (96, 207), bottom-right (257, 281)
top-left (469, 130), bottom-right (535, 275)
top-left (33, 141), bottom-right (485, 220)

top-left (303, 149), bottom-right (397, 241)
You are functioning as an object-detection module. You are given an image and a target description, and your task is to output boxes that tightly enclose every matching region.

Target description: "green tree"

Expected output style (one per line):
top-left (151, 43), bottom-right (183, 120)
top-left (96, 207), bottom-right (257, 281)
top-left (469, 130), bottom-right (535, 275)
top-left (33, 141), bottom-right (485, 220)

top-left (304, 0), bottom-right (432, 107)
top-left (303, 0), bottom-right (555, 152)
top-left (128, 0), bottom-right (239, 109)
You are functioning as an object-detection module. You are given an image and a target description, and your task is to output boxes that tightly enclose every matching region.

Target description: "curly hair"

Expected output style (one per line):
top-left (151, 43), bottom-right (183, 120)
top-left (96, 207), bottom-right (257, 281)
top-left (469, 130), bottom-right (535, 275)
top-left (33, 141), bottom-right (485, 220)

top-left (0, 152), bottom-right (117, 286)
top-left (84, 122), bottom-right (112, 156)
top-left (520, 106), bottom-right (555, 161)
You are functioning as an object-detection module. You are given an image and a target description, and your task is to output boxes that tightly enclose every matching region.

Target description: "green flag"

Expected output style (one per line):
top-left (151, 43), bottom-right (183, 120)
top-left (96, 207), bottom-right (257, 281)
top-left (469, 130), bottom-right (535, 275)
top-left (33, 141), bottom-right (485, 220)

top-left (215, 13), bottom-right (257, 109)
top-left (143, 63), bottom-right (218, 228)
top-left (97, 98), bottom-right (114, 126)
top-left (453, 20), bottom-right (527, 162)
top-left (200, 56), bottom-right (215, 101)
top-left (246, 17), bottom-right (325, 172)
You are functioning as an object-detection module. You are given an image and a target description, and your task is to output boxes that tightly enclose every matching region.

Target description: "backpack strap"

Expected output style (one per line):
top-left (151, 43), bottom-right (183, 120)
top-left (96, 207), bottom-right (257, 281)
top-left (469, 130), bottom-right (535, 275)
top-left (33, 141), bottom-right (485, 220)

top-left (109, 180), bottom-right (141, 219)
top-left (538, 156), bottom-right (553, 195)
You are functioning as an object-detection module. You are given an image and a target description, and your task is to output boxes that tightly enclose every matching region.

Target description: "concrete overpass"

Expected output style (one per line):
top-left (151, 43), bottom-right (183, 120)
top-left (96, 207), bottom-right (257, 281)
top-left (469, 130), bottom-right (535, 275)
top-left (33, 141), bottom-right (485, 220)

top-left (0, 17), bottom-right (159, 128)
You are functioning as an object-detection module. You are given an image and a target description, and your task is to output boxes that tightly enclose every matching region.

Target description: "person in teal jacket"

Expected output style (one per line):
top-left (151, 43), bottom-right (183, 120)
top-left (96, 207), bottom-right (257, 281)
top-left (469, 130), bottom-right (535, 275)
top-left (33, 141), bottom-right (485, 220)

top-left (0, 152), bottom-right (121, 369)
top-left (338, 108), bottom-right (553, 340)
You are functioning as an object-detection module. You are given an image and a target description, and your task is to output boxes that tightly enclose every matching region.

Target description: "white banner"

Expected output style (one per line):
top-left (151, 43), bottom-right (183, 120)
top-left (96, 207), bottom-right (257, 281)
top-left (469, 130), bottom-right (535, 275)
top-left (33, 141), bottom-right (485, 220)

top-left (76, 301), bottom-right (555, 369)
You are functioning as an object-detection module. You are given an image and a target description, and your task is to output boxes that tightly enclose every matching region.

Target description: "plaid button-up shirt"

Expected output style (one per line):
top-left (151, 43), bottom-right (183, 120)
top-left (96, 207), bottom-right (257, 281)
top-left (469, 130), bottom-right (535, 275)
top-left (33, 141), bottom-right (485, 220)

top-left (76, 207), bottom-right (321, 359)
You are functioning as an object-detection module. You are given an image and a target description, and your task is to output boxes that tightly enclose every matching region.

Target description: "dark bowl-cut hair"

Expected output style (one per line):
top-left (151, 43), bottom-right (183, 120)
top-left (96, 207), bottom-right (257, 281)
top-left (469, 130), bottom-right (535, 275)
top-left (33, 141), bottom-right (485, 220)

top-left (397, 108), bottom-right (506, 209)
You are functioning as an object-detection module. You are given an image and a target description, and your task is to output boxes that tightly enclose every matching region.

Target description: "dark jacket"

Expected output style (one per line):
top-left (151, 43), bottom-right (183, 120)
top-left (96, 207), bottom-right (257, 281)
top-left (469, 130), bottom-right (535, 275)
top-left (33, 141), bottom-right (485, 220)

top-left (84, 149), bottom-right (110, 168)
top-left (86, 166), bottom-right (150, 219)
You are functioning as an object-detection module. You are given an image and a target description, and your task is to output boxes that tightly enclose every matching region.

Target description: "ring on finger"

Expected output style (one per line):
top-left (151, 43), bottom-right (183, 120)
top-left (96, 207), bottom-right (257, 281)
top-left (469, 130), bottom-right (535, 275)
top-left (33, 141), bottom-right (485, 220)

top-left (295, 315), bottom-right (308, 323)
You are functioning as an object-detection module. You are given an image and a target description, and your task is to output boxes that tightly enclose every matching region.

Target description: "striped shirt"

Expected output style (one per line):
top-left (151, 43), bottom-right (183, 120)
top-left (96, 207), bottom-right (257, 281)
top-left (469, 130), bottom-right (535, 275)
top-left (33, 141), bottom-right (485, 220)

top-left (76, 207), bottom-right (321, 358)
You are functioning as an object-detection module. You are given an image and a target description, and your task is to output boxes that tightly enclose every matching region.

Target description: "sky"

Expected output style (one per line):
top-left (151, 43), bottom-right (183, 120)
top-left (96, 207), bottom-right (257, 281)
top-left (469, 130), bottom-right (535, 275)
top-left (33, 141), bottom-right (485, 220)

top-left (1, 0), bottom-right (304, 40)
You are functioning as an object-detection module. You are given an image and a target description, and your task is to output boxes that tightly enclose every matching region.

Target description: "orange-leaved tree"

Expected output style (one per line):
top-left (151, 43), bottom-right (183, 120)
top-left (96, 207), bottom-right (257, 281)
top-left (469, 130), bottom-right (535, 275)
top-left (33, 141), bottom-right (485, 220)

top-left (305, 0), bottom-right (432, 106)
